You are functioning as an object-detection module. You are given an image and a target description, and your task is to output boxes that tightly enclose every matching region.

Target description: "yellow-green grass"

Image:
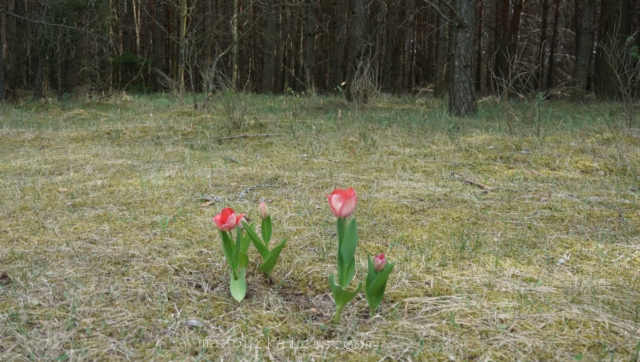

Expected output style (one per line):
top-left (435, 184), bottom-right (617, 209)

top-left (1, 94), bottom-right (639, 361)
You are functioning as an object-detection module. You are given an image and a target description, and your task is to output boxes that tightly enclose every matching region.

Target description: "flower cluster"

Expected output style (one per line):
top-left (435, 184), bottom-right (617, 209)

top-left (211, 203), bottom-right (287, 302)
top-left (210, 188), bottom-right (394, 321)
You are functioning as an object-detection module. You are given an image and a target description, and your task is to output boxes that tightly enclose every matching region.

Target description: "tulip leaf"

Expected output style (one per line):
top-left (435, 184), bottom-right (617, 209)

top-left (340, 259), bottom-right (356, 287)
top-left (261, 216), bottom-right (272, 247)
top-left (340, 218), bottom-right (358, 266)
top-left (220, 231), bottom-right (236, 270)
top-left (242, 221), bottom-right (269, 259)
top-left (367, 262), bottom-right (395, 298)
top-left (259, 238), bottom-right (287, 275)
top-left (329, 274), bottom-right (362, 308)
top-left (230, 268), bottom-right (247, 302)
top-left (233, 227), bottom-right (243, 261)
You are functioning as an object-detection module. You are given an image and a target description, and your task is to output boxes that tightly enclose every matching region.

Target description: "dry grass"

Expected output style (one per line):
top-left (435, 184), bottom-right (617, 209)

top-left (1, 94), bottom-right (639, 361)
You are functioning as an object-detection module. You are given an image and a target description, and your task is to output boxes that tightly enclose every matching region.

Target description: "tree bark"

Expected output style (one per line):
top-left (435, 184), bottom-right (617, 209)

top-left (546, 0), bottom-right (560, 91)
top-left (304, 0), bottom-right (317, 93)
top-left (571, 0), bottom-right (597, 99)
top-left (537, 0), bottom-right (550, 91)
top-left (448, 0), bottom-right (478, 116)
top-left (434, 1), bottom-right (449, 98)
top-left (0, 5), bottom-right (5, 102)
top-left (345, 0), bottom-right (368, 102)
top-left (330, 0), bottom-right (347, 90)
top-left (262, 0), bottom-right (276, 93)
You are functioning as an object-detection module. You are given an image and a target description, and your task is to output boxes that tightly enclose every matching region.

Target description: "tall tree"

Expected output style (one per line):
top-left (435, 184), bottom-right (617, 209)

top-left (571, 0), bottom-right (597, 99)
top-left (304, 0), bottom-right (317, 93)
top-left (447, 0), bottom-right (478, 116)
top-left (433, 0), bottom-right (449, 97)
top-left (262, 0), bottom-right (276, 93)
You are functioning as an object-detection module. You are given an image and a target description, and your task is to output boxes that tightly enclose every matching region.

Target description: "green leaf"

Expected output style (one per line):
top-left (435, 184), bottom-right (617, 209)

top-left (220, 231), bottom-right (236, 270)
top-left (261, 216), bottom-right (272, 247)
top-left (367, 262), bottom-right (395, 297)
top-left (328, 274), bottom-right (362, 308)
top-left (340, 218), bottom-right (359, 266)
top-left (259, 238), bottom-right (287, 275)
top-left (340, 259), bottom-right (356, 287)
top-left (233, 227), bottom-right (243, 261)
top-left (242, 221), bottom-right (269, 259)
top-left (230, 268), bottom-right (247, 302)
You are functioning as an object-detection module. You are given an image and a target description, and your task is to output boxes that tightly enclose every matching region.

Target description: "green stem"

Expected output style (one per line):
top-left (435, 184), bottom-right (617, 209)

top-left (334, 305), bottom-right (344, 324)
top-left (370, 307), bottom-right (376, 318)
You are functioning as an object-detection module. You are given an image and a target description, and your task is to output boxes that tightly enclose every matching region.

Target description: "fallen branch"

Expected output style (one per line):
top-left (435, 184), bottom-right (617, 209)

top-left (450, 172), bottom-right (493, 191)
top-left (216, 133), bottom-right (277, 141)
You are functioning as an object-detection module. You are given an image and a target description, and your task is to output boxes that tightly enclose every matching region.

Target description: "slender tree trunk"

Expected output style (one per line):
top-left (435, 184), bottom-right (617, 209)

top-left (434, 2), bottom-right (449, 98)
top-left (122, 0), bottom-right (131, 53)
top-left (546, 0), bottom-right (560, 91)
top-left (390, 0), bottom-right (409, 92)
top-left (304, 0), bottom-right (317, 93)
top-left (153, 0), bottom-right (165, 90)
top-left (538, 0), bottom-right (550, 91)
top-left (571, 0), bottom-right (597, 99)
top-left (274, 0), bottom-right (284, 93)
top-left (0, 5), bottom-right (5, 102)
top-left (330, 0), bottom-right (347, 90)
top-left (448, 0), bottom-right (478, 116)
top-left (178, 0), bottom-right (187, 92)
top-left (262, 0), bottom-right (276, 93)
top-left (232, 0), bottom-right (239, 89)
top-left (345, 0), bottom-right (367, 102)
top-left (382, 1), bottom-right (396, 91)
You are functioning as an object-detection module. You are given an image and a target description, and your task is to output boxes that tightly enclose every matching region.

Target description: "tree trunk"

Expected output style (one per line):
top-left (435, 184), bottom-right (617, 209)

top-left (0, 6), bottom-right (5, 102)
top-left (538, 0), bottom-right (550, 91)
top-left (178, 0), bottom-right (187, 92)
top-left (153, 0), bottom-right (165, 90)
top-left (330, 0), bottom-right (347, 90)
top-left (448, 0), bottom-right (478, 116)
top-left (434, 1), bottom-right (449, 98)
top-left (345, 0), bottom-right (368, 102)
top-left (232, 0), bottom-right (239, 90)
top-left (571, 0), bottom-right (597, 99)
top-left (546, 0), bottom-right (560, 91)
top-left (382, 1), bottom-right (397, 91)
top-left (262, 0), bottom-right (276, 93)
top-left (304, 0), bottom-right (317, 93)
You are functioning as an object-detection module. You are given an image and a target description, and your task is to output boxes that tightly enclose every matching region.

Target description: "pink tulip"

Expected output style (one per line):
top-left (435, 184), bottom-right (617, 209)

top-left (212, 208), bottom-right (245, 232)
top-left (327, 188), bottom-right (357, 218)
top-left (373, 254), bottom-right (386, 272)
top-left (259, 202), bottom-right (269, 219)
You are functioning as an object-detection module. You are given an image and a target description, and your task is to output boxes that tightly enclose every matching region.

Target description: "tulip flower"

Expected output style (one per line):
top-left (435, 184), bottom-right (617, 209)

top-left (327, 188), bottom-right (357, 218)
top-left (212, 208), bottom-right (250, 302)
top-left (213, 208), bottom-right (245, 232)
top-left (327, 187), bottom-right (362, 323)
top-left (365, 253), bottom-right (395, 317)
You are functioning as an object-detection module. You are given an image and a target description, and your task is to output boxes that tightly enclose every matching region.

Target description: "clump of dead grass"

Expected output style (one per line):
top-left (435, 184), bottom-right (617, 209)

top-left (1, 95), bottom-right (639, 360)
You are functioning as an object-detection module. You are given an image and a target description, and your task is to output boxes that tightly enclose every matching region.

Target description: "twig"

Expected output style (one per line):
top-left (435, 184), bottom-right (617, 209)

top-left (450, 172), bottom-right (493, 191)
top-left (238, 184), bottom-right (274, 201)
top-left (215, 133), bottom-right (278, 141)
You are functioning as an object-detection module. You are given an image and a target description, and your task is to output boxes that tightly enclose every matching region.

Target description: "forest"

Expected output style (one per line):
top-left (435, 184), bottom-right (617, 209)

top-left (0, 0), bottom-right (639, 116)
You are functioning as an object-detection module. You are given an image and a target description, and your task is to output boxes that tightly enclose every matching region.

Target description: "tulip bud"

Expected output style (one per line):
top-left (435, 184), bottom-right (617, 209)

top-left (259, 202), bottom-right (269, 219)
top-left (373, 254), bottom-right (386, 272)
top-left (237, 216), bottom-right (247, 229)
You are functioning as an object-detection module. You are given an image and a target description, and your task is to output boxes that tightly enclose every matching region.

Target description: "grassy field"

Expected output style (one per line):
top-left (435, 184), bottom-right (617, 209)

top-left (1, 93), bottom-right (639, 361)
